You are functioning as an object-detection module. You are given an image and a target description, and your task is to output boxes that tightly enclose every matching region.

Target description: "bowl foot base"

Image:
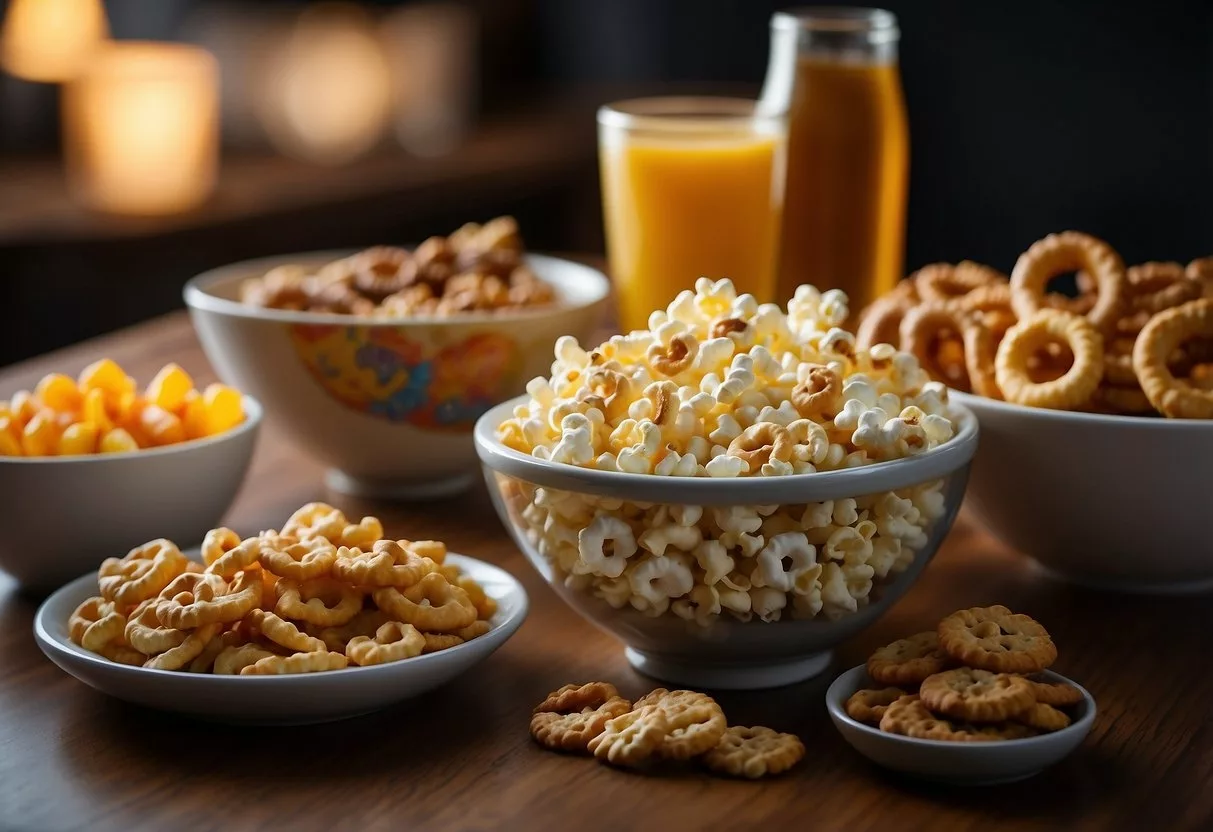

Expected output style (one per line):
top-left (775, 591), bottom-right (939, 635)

top-left (1033, 561), bottom-right (1213, 595)
top-left (624, 647), bottom-right (832, 691)
top-left (325, 470), bottom-right (476, 501)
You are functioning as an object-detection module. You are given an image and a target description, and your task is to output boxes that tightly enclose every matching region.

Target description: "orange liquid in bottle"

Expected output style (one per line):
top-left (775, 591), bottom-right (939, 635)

top-left (776, 58), bottom-right (908, 316)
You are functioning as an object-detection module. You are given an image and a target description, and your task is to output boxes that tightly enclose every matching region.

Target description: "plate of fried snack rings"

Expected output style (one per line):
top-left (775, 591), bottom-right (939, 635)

top-left (33, 502), bottom-right (528, 724)
top-left (529, 681), bottom-right (804, 779)
top-left (827, 605), bottom-right (1095, 786)
top-left (856, 231), bottom-right (1213, 418)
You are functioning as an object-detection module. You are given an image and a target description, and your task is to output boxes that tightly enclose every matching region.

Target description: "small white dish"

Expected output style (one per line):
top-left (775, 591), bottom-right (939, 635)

top-left (34, 553), bottom-right (528, 725)
top-left (826, 663), bottom-right (1095, 786)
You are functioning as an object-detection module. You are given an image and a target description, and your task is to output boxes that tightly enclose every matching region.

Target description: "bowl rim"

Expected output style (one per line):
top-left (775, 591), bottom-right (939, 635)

top-left (34, 552), bottom-right (529, 683)
top-left (0, 394), bottom-right (262, 465)
top-left (473, 396), bottom-right (979, 504)
top-left (183, 250), bottom-right (612, 327)
top-left (826, 662), bottom-right (1097, 749)
top-left (952, 389), bottom-right (1213, 430)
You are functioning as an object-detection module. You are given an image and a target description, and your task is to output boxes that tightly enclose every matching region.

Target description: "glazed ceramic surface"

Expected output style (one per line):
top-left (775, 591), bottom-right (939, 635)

top-left (34, 553), bottom-right (528, 724)
top-left (475, 398), bottom-right (979, 690)
top-left (826, 663), bottom-right (1095, 786)
top-left (954, 391), bottom-right (1213, 593)
top-left (185, 253), bottom-right (609, 499)
top-left (0, 397), bottom-right (261, 591)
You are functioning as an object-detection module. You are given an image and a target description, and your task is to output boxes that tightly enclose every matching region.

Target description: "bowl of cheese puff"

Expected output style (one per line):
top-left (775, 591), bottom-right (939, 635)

top-left (0, 359), bottom-right (260, 590)
top-left (185, 217), bottom-right (609, 500)
top-left (475, 279), bottom-right (978, 690)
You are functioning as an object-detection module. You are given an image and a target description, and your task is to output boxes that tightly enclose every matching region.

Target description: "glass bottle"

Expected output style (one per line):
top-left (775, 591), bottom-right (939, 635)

top-left (760, 8), bottom-right (908, 317)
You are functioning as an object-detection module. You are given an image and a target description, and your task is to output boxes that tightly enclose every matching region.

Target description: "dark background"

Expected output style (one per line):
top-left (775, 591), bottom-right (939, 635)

top-left (1, 0), bottom-right (1210, 363)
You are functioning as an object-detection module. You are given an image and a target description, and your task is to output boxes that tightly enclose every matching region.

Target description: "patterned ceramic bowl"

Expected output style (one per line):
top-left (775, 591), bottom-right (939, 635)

top-left (185, 252), bottom-right (609, 499)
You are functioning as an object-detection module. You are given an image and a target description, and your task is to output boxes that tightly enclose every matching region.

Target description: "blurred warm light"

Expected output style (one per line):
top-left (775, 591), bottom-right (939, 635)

top-left (381, 2), bottom-right (478, 157)
top-left (0, 0), bottom-right (108, 82)
top-left (63, 42), bottom-right (220, 216)
top-left (257, 3), bottom-right (392, 165)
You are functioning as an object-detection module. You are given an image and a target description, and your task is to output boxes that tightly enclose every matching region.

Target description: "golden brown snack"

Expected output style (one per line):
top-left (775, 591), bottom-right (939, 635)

top-left (98, 539), bottom-right (189, 606)
top-left (69, 596), bottom-right (127, 653)
top-left (1021, 675), bottom-right (1084, 707)
top-left (372, 572), bottom-right (477, 632)
top-left (245, 609), bottom-right (328, 655)
top-left (879, 695), bottom-right (1037, 742)
top-left (332, 540), bottom-right (438, 588)
top-left (918, 668), bottom-right (1035, 722)
top-left (867, 631), bottom-right (952, 686)
top-left (144, 623), bottom-right (220, 671)
top-left (1014, 702), bottom-right (1071, 733)
top-left (898, 303), bottom-right (978, 392)
top-left (530, 682), bottom-right (632, 753)
top-left (161, 571), bottom-right (260, 629)
top-left (845, 687), bottom-right (908, 726)
top-left (937, 605), bottom-right (1057, 674)
top-left (702, 726), bottom-right (805, 778)
top-left (855, 294), bottom-right (913, 350)
top-left (1126, 262), bottom-right (1201, 314)
top-left (1010, 231), bottom-right (1127, 333)
top-left (914, 261), bottom-right (1003, 302)
top-left (587, 705), bottom-right (670, 767)
top-left (1133, 299), bottom-right (1213, 418)
top-left (124, 600), bottom-right (188, 655)
top-left (275, 576), bottom-right (363, 627)
top-left (633, 688), bottom-right (728, 760)
top-left (239, 650), bottom-right (350, 675)
top-left (345, 621), bottom-right (426, 666)
top-left (995, 310), bottom-right (1103, 410)
top-left (258, 537), bottom-right (337, 582)
top-left (791, 364), bottom-right (843, 419)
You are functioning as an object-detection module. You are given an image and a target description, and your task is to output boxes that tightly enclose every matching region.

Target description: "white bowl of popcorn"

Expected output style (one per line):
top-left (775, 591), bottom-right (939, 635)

top-left (474, 279), bottom-right (979, 690)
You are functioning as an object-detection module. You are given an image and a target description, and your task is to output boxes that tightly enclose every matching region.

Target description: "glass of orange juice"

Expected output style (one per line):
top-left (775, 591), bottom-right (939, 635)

top-left (598, 97), bottom-right (787, 333)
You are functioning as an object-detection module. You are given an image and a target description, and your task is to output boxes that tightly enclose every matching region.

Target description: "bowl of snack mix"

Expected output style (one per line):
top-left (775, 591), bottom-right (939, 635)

top-left (856, 232), bottom-right (1213, 592)
top-left (34, 502), bottom-right (528, 724)
top-left (475, 278), bottom-right (979, 690)
top-left (184, 217), bottom-right (610, 500)
top-left (0, 359), bottom-right (260, 590)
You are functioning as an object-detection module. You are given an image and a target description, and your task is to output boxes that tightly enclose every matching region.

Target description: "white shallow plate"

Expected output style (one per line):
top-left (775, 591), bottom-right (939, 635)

top-left (34, 554), bottom-right (528, 725)
top-left (826, 664), bottom-right (1096, 786)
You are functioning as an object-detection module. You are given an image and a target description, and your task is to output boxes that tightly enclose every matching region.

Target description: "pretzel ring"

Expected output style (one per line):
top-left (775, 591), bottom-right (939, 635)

top-left (282, 502), bottom-right (348, 542)
top-left (372, 572), bottom-right (477, 632)
top-left (995, 310), bottom-right (1104, 410)
top-left (1010, 231), bottom-right (1126, 333)
top-left (213, 643), bottom-right (278, 675)
top-left (244, 608), bottom-right (327, 654)
top-left (947, 282), bottom-right (1012, 315)
top-left (201, 527), bottom-right (241, 568)
top-left (98, 539), bottom-right (188, 606)
top-left (1133, 299), bottom-right (1213, 418)
top-left (898, 304), bottom-right (992, 393)
top-left (69, 596), bottom-right (127, 652)
top-left (240, 651), bottom-right (349, 675)
top-left (1127, 262), bottom-right (1202, 314)
top-left (332, 540), bottom-right (437, 588)
top-left (726, 423), bottom-right (793, 470)
top-left (1186, 257), bottom-right (1213, 298)
top-left (402, 539), bottom-right (447, 565)
top-left (647, 334), bottom-right (698, 377)
top-left (259, 538), bottom-right (338, 582)
top-left (204, 534), bottom-right (262, 578)
top-left (124, 599), bottom-right (189, 654)
top-left (351, 246), bottom-right (412, 301)
top-left (143, 623), bottom-right (220, 671)
top-left (275, 576), bottom-right (363, 626)
top-left (855, 295), bottom-right (912, 350)
top-left (345, 621), bottom-right (426, 666)
top-left (791, 364), bottom-right (842, 419)
top-left (915, 261), bottom-right (1004, 302)
top-left (159, 571), bottom-right (260, 629)
top-left (337, 516), bottom-right (384, 549)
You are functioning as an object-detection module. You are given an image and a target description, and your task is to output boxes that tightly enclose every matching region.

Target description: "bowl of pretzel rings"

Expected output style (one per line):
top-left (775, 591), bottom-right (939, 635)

top-left (856, 231), bottom-right (1213, 592)
top-left (32, 502), bottom-right (529, 724)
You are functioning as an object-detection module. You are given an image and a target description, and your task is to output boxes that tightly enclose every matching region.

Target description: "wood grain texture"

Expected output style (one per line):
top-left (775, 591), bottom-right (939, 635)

top-left (2, 313), bottom-right (1212, 832)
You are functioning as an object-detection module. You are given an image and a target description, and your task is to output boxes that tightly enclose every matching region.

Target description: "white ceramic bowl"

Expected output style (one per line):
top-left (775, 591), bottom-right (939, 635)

top-left (0, 397), bottom-right (261, 592)
top-left (34, 553), bottom-right (528, 724)
top-left (953, 391), bottom-right (1213, 593)
top-left (475, 398), bottom-right (980, 690)
top-left (826, 663), bottom-right (1096, 785)
top-left (184, 252), bottom-right (610, 500)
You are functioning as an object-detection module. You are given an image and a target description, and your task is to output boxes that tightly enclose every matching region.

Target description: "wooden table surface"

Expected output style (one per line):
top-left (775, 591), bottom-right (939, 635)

top-left (2, 311), bottom-right (1211, 832)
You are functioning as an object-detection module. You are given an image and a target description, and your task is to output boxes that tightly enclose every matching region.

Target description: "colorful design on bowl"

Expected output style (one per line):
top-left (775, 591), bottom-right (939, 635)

top-left (289, 324), bottom-right (522, 430)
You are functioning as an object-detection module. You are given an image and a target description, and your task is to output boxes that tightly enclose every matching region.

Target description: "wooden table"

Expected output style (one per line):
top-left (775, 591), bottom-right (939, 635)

top-left (2, 313), bottom-right (1211, 832)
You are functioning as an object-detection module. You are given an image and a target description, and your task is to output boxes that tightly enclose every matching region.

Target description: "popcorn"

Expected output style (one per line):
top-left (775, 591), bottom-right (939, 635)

top-left (493, 279), bottom-right (959, 627)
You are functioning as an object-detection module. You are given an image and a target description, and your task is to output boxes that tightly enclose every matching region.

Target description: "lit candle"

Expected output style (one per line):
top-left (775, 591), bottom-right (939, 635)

top-left (0, 0), bottom-right (108, 82)
top-left (63, 42), bottom-right (219, 216)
